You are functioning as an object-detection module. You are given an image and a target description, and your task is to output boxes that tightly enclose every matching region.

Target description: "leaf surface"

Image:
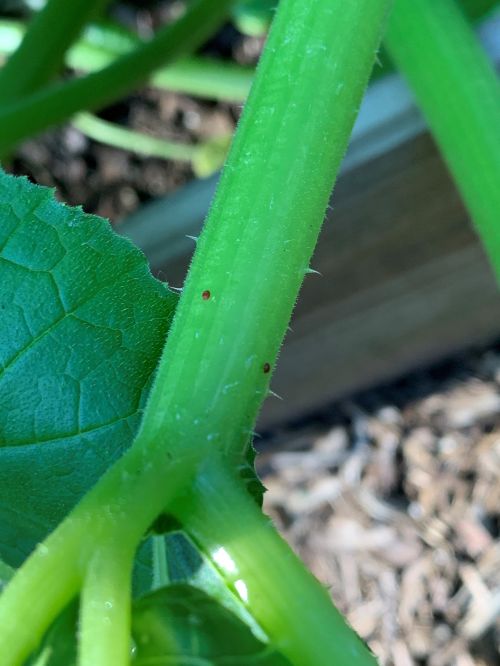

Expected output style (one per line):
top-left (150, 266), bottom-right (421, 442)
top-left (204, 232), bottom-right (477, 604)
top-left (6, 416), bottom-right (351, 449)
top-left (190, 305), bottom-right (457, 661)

top-left (20, 583), bottom-right (290, 666)
top-left (132, 532), bottom-right (261, 635)
top-left (132, 584), bottom-right (292, 665)
top-left (0, 170), bottom-right (177, 565)
top-left (0, 556), bottom-right (13, 593)
top-left (27, 603), bottom-right (78, 666)
top-left (239, 440), bottom-right (266, 506)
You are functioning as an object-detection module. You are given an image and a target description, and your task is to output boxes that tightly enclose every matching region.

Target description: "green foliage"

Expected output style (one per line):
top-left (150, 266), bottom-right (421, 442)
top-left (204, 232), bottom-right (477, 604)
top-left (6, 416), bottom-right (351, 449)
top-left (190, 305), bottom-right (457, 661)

top-left (133, 531), bottom-right (265, 635)
top-left (0, 1), bottom-right (394, 664)
top-left (132, 584), bottom-right (291, 665)
top-left (23, 531), bottom-right (286, 666)
top-left (0, 0), bottom-right (235, 154)
top-left (0, 0), bottom-right (112, 104)
top-left (0, 557), bottom-right (13, 593)
top-left (239, 440), bottom-right (266, 507)
top-left (0, 169), bottom-right (266, 618)
top-left (27, 603), bottom-right (79, 666)
top-left (0, 170), bottom-right (177, 565)
top-left (25, 584), bottom-right (291, 666)
top-left (162, 531), bottom-right (263, 632)
top-left (386, 0), bottom-right (500, 281)
top-left (233, 0), bottom-right (276, 36)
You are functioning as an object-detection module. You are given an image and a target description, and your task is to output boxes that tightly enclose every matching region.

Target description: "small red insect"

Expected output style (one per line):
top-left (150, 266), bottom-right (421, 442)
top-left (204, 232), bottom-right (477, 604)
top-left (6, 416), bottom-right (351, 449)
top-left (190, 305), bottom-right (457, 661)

top-left (201, 290), bottom-right (211, 300)
top-left (263, 362), bottom-right (271, 374)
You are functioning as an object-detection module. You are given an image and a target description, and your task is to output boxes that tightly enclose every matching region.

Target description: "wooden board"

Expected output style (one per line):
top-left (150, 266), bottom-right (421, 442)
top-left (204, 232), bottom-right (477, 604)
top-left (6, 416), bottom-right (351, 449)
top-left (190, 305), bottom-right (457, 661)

top-left (121, 131), bottom-right (500, 428)
top-left (259, 132), bottom-right (500, 426)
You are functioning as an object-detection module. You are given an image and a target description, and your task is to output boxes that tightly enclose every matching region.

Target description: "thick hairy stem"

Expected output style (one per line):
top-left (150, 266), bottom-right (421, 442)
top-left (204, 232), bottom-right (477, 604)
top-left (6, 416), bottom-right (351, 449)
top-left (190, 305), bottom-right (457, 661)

top-left (385, 0), bottom-right (500, 279)
top-left (174, 456), bottom-right (377, 665)
top-left (0, 0), bottom-right (391, 662)
top-left (78, 541), bottom-right (135, 666)
top-left (138, 0), bottom-right (393, 458)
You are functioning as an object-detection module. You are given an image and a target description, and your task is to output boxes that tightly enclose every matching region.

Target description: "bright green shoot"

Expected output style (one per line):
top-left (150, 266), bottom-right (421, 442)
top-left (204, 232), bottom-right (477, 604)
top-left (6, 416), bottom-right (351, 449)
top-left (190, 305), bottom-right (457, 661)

top-left (72, 112), bottom-right (231, 178)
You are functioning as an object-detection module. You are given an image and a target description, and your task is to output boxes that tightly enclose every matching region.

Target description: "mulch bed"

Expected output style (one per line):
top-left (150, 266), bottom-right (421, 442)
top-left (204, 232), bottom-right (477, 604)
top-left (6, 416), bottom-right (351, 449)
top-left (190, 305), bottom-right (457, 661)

top-left (258, 350), bottom-right (500, 665)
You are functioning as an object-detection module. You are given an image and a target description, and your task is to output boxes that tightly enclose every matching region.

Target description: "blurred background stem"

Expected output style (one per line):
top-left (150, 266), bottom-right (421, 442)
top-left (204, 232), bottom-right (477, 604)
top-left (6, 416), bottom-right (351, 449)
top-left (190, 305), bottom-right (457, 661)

top-left (386, 0), bottom-right (500, 280)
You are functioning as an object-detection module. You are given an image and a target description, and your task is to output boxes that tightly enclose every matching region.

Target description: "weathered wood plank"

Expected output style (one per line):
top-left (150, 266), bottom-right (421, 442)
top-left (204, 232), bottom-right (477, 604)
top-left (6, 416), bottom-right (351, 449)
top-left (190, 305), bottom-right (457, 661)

top-left (123, 130), bottom-right (500, 427)
top-left (259, 132), bottom-right (500, 426)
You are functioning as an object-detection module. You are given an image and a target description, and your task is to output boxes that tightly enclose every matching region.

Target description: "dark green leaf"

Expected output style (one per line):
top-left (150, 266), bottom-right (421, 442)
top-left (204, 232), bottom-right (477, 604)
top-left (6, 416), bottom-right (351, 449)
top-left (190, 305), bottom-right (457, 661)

top-left (0, 556), bottom-right (13, 594)
top-left (239, 439), bottom-right (266, 507)
top-left (26, 602), bottom-right (78, 666)
top-left (132, 584), bottom-right (292, 665)
top-left (0, 170), bottom-right (177, 566)
top-left (134, 532), bottom-right (262, 635)
top-left (22, 583), bottom-right (291, 666)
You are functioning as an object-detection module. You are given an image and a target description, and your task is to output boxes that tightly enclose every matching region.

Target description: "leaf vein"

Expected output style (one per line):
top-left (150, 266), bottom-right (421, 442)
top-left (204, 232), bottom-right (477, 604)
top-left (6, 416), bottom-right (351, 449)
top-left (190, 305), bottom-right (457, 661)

top-left (2, 411), bottom-right (137, 449)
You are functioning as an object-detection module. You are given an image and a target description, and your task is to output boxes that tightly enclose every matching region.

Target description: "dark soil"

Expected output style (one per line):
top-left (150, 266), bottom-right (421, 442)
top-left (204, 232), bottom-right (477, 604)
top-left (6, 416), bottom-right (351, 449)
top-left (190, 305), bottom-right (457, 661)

top-left (6, 1), bottom-right (264, 222)
top-left (9, 88), bottom-right (236, 220)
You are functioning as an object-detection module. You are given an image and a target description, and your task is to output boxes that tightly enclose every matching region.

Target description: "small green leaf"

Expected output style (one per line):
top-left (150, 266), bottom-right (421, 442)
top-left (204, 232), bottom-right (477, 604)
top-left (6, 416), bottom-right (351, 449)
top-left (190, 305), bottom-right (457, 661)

top-left (239, 439), bottom-right (266, 507)
top-left (22, 583), bottom-right (290, 666)
top-left (134, 532), bottom-right (264, 637)
top-left (26, 602), bottom-right (78, 666)
top-left (233, 0), bottom-right (275, 37)
top-left (0, 556), bottom-right (13, 593)
top-left (0, 170), bottom-right (177, 566)
top-left (132, 584), bottom-right (292, 665)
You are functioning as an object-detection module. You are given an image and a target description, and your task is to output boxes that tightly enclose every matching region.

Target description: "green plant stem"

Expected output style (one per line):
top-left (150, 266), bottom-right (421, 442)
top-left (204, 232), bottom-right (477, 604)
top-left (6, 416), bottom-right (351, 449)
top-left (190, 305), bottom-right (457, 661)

top-left (152, 536), bottom-right (170, 590)
top-left (71, 22), bottom-right (255, 101)
top-left (0, 0), bottom-right (390, 662)
top-left (0, 0), bottom-right (235, 155)
top-left (0, 0), bottom-right (496, 109)
top-left (174, 456), bottom-right (375, 665)
top-left (385, 0), bottom-right (500, 279)
top-left (137, 0), bottom-right (392, 458)
top-left (0, 0), bottom-right (111, 104)
top-left (78, 542), bottom-right (135, 666)
top-left (73, 113), bottom-right (198, 162)
top-left (135, 0), bottom-right (390, 659)
top-left (0, 20), bottom-right (255, 103)
top-left (0, 446), bottom-right (205, 666)
top-left (150, 55), bottom-right (254, 101)
top-left (73, 112), bottom-right (230, 177)
top-left (0, 536), bottom-right (82, 665)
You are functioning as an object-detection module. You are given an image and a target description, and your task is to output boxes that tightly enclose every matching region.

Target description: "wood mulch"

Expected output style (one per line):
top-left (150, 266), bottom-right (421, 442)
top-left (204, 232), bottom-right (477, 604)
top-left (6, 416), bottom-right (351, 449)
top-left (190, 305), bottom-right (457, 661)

top-left (258, 349), bottom-right (500, 665)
